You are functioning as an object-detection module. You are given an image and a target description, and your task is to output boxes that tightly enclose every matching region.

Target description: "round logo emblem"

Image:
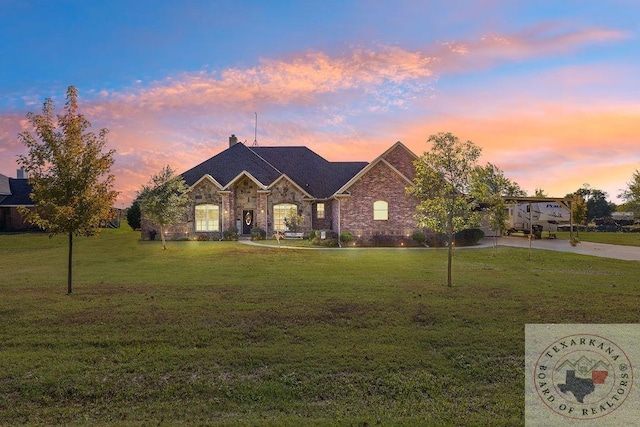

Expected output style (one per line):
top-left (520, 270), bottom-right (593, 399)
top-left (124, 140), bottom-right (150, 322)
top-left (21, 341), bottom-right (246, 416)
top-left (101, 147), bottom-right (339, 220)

top-left (534, 333), bottom-right (633, 420)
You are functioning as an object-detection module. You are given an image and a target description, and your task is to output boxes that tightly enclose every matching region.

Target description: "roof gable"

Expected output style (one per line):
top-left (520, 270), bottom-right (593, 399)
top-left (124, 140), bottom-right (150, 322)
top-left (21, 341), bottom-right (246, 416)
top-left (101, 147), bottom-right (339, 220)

top-left (334, 157), bottom-right (413, 196)
top-left (181, 143), bottom-right (281, 188)
top-left (0, 174), bottom-right (10, 195)
top-left (188, 174), bottom-right (224, 191)
top-left (380, 141), bottom-right (418, 181)
top-left (270, 174), bottom-right (313, 199)
top-left (333, 142), bottom-right (417, 195)
top-left (0, 178), bottom-right (33, 206)
top-left (181, 141), bottom-right (373, 199)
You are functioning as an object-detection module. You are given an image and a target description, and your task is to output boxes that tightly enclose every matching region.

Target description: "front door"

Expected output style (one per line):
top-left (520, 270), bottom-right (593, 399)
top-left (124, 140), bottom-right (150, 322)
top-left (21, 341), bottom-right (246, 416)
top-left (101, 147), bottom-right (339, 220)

top-left (242, 210), bottom-right (254, 234)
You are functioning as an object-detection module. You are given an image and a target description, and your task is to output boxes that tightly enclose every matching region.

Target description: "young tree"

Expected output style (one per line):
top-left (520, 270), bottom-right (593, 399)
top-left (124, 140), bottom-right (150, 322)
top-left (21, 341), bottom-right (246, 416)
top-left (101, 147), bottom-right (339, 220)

top-left (471, 163), bottom-right (526, 248)
top-left (407, 132), bottom-right (482, 287)
top-left (619, 169), bottom-right (640, 217)
top-left (565, 192), bottom-right (587, 235)
top-left (17, 86), bottom-right (118, 294)
top-left (138, 166), bottom-right (190, 250)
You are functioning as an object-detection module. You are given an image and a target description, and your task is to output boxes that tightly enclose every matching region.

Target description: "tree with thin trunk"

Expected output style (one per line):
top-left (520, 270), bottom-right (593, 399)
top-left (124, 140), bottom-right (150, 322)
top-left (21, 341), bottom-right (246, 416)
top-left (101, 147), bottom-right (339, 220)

top-left (407, 132), bottom-right (482, 287)
top-left (17, 86), bottom-right (118, 294)
top-left (138, 166), bottom-right (190, 250)
top-left (565, 192), bottom-right (587, 235)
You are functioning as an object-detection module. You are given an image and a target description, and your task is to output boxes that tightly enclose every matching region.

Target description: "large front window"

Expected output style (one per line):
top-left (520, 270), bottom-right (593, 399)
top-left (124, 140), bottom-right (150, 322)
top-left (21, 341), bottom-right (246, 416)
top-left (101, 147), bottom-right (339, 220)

top-left (195, 204), bottom-right (220, 231)
top-left (273, 203), bottom-right (297, 231)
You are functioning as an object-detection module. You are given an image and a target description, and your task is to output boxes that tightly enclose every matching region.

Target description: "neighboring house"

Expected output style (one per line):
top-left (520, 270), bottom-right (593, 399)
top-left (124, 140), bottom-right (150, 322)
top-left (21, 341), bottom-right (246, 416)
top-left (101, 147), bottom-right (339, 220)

top-left (144, 136), bottom-right (420, 241)
top-left (0, 169), bottom-right (121, 231)
top-left (0, 170), bottom-right (35, 231)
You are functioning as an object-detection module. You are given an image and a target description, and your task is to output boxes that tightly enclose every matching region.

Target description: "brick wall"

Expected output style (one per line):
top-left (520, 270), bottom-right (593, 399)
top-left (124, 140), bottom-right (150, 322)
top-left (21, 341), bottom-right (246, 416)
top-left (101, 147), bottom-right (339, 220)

top-left (338, 161), bottom-right (418, 238)
top-left (382, 143), bottom-right (417, 181)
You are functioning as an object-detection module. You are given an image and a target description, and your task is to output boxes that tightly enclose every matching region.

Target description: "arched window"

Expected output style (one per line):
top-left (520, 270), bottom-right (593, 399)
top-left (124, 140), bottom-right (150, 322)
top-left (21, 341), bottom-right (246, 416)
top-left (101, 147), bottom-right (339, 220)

top-left (195, 204), bottom-right (220, 231)
top-left (274, 203), bottom-right (297, 231)
top-left (373, 200), bottom-right (388, 221)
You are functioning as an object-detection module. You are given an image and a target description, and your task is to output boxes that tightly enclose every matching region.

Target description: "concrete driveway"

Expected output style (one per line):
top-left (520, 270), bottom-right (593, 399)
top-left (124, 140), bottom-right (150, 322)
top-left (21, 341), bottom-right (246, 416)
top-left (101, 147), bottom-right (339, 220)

top-left (490, 236), bottom-right (640, 261)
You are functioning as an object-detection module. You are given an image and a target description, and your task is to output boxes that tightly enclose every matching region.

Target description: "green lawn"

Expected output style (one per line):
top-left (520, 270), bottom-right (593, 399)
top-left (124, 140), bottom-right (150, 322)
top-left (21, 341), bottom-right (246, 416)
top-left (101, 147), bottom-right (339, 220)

top-left (1, 226), bottom-right (639, 426)
top-left (554, 230), bottom-right (640, 246)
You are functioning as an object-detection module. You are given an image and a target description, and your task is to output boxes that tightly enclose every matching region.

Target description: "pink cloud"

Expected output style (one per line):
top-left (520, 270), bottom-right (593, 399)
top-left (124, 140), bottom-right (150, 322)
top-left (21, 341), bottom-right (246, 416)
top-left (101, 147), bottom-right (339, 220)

top-left (0, 23), bottom-right (632, 206)
top-left (394, 102), bottom-right (640, 202)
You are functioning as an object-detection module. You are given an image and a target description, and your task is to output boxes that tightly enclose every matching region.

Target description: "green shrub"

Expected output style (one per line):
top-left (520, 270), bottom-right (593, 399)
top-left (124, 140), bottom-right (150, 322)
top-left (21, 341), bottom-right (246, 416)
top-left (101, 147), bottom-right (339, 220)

top-left (454, 228), bottom-right (485, 246)
top-left (223, 226), bottom-right (239, 241)
top-left (412, 231), bottom-right (426, 245)
top-left (312, 230), bottom-right (338, 247)
top-left (424, 232), bottom-right (447, 247)
top-left (354, 234), bottom-right (421, 247)
top-left (251, 227), bottom-right (266, 241)
top-left (308, 230), bottom-right (317, 240)
top-left (371, 234), bottom-right (396, 247)
top-left (197, 231), bottom-right (221, 241)
top-left (340, 231), bottom-right (354, 244)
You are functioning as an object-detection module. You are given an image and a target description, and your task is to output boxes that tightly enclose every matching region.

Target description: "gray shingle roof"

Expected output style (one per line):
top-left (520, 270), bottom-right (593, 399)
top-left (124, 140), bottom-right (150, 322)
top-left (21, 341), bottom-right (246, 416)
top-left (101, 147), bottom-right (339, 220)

top-left (0, 177), bottom-right (33, 206)
top-left (181, 142), bottom-right (282, 188)
top-left (181, 143), bottom-right (367, 198)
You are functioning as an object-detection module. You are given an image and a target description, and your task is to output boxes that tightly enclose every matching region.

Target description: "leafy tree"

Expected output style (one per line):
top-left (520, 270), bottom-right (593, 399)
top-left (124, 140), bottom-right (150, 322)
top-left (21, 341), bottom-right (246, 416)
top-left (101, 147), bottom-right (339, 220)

top-left (619, 170), bottom-right (640, 217)
top-left (17, 86), bottom-right (118, 294)
top-left (127, 199), bottom-right (141, 230)
top-left (138, 165), bottom-right (190, 250)
top-left (471, 163), bottom-right (526, 248)
top-left (565, 192), bottom-right (587, 232)
top-left (574, 184), bottom-right (612, 221)
top-left (407, 132), bottom-right (482, 287)
top-left (585, 189), bottom-right (611, 220)
top-left (534, 188), bottom-right (548, 198)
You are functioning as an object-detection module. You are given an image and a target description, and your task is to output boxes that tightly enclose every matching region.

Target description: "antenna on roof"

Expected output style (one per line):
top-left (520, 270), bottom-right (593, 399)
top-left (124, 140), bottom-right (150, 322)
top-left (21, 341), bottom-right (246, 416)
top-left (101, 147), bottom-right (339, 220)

top-left (252, 112), bottom-right (259, 147)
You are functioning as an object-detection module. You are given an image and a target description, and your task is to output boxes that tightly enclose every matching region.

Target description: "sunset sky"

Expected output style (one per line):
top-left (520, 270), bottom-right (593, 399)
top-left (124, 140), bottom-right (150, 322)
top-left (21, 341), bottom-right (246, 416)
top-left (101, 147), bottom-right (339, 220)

top-left (1, 1), bottom-right (638, 206)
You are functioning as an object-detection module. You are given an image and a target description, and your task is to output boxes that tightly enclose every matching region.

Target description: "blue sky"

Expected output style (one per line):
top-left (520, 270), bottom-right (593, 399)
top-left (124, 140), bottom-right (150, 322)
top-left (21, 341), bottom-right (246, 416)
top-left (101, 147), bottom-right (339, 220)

top-left (1, 0), bottom-right (639, 205)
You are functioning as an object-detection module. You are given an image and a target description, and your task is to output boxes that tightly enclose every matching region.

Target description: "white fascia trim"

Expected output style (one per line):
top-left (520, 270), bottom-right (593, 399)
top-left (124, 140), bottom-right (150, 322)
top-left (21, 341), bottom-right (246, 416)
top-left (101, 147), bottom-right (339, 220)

top-left (269, 174), bottom-right (313, 199)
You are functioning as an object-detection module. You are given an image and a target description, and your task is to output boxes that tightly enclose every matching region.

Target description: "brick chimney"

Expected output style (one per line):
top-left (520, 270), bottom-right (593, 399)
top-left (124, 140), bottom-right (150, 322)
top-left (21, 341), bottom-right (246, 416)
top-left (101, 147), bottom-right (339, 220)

top-left (229, 134), bottom-right (238, 148)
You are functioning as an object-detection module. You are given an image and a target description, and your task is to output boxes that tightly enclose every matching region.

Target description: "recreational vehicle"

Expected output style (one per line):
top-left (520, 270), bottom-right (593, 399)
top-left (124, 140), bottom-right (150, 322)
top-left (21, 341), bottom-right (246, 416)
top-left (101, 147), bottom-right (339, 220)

top-left (506, 201), bottom-right (571, 237)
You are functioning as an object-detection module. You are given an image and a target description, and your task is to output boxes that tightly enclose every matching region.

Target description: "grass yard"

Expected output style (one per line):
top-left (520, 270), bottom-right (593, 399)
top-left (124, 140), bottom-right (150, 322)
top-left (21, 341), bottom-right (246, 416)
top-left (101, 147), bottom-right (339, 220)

top-left (554, 231), bottom-right (640, 246)
top-left (1, 226), bottom-right (639, 426)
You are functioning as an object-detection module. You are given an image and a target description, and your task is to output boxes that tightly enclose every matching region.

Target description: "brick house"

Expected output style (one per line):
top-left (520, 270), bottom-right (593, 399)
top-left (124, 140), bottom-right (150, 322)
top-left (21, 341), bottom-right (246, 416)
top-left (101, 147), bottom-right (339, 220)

top-left (0, 171), bottom-right (35, 231)
top-left (145, 136), bottom-right (420, 241)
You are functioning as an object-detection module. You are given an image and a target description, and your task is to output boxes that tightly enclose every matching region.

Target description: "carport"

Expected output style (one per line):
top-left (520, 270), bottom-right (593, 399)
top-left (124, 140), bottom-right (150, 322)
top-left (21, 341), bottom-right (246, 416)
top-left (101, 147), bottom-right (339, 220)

top-left (502, 196), bottom-right (575, 257)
